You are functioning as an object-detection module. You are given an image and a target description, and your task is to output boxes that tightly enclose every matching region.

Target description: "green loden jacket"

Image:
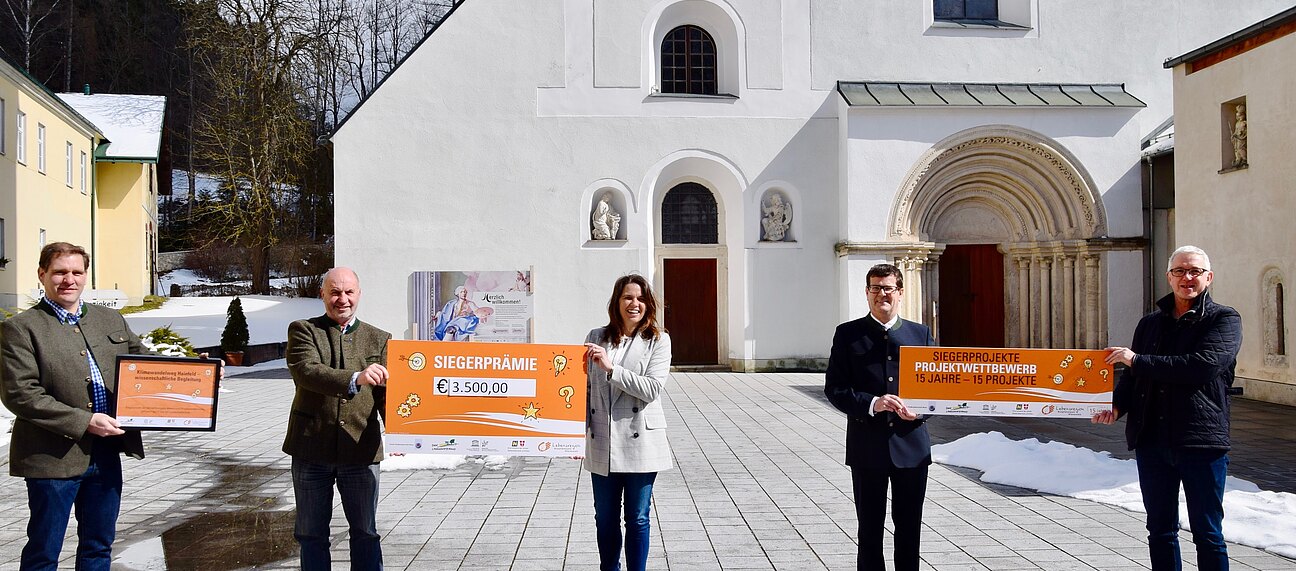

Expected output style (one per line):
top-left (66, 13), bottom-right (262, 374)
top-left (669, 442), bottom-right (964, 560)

top-left (282, 314), bottom-right (391, 465)
top-left (1, 301), bottom-right (146, 478)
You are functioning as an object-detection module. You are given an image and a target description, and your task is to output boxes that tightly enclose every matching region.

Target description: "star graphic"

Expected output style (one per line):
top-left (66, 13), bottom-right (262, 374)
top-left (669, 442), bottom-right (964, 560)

top-left (1076, 379), bottom-right (1087, 388)
top-left (521, 402), bottom-right (541, 420)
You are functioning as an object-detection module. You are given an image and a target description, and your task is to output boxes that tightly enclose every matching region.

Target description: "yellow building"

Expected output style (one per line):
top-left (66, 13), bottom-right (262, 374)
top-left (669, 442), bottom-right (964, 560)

top-left (0, 54), bottom-right (164, 309)
top-left (1166, 6), bottom-right (1296, 405)
top-left (57, 93), bottom-right (166, 307)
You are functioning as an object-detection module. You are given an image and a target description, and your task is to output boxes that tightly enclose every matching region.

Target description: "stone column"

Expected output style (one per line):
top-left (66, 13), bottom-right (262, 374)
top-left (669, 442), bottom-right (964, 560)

top-left (1084, 253), bottom-right (1100, 348)
top-left (1038, 255), bottom-right (1053, 347)
top-left (1063, 255), bottom-right (1077, 348)
top-left (1016, 256), bottom-right (1031, 347)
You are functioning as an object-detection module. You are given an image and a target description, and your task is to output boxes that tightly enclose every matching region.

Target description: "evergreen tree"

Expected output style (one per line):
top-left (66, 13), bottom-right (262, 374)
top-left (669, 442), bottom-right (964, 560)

top-left (221, 297), bottom-right (249, 353)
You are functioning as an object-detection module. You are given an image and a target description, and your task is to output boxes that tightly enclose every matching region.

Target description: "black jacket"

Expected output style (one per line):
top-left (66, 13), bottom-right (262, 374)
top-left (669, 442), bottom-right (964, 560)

top-left (824, 316), bottom-right (935, 469)
top-left (1112, 290), bottom-right (1241, 451)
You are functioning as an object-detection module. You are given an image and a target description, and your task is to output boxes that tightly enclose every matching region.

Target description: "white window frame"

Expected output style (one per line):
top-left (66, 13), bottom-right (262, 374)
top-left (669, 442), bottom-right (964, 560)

top-left (16, 112), bottom-right (26, 164)
top-left (39, 228), bottom-right (46, 247)
top-left (924, 0), bottom-right (1037, 37)
top-left (65, 141), bottom-right (73, 187)
top-left (36, 123), bottom-right (46, 173)
top-left (0, 98), bottom-right (6, 155)
top-left (80, 151), bottom-right (87, 194)
top-left (0, 217), bottom-right (6, 260)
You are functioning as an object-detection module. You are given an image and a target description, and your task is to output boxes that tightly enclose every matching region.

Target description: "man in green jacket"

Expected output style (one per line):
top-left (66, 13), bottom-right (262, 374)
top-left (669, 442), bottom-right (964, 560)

top-left (283, 267), bottom-right (392, 570)
top-left (1, 242), bottom-right (145, 570)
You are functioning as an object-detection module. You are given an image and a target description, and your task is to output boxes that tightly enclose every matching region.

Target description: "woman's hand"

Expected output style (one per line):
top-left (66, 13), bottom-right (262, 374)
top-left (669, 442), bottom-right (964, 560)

top-left (584, 343), bottom-right (614, 372)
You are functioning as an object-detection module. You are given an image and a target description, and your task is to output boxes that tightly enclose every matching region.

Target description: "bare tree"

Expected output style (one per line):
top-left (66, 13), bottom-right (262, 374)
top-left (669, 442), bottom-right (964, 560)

top-left (0, 0), bottom-right (64, 72)
top-left (184, 0), bottom-right (328, 293)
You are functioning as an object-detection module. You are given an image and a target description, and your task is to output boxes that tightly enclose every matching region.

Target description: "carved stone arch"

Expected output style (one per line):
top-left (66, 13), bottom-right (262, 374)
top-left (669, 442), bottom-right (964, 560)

top-left (883, 125), bottom-right (1113, 349)
top-left (890, 125), bottom-right (1107, 242)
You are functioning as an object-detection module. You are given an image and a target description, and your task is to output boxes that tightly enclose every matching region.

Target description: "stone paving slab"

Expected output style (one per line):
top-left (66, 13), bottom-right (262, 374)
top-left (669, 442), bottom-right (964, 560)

top-left (0, 371), bottom-right (1293, 570)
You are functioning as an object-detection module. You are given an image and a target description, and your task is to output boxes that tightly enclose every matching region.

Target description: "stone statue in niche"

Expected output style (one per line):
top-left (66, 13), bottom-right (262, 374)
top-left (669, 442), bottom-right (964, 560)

top-left (1230, 104), bottom-right (1247, 167)
top-left (591, 191), bottom-right (622, 240)
top-left (760, 194), bottom-right (793, 242)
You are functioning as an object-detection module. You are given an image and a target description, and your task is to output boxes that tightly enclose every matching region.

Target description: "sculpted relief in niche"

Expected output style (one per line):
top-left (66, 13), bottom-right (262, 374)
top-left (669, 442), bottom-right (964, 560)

top-left (590, 191), bottom-right (622, 240)
top-left (760, 192), bottom-right (793, 242)
top-left (1230, 103), bottom-right (1248, 168)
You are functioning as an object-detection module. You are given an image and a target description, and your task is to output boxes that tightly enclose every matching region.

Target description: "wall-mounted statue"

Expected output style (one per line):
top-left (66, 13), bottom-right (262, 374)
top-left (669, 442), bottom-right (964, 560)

top-left (760, 194), bottom-right (793, 242)
top-left (591, 191), bottom-right (622, 240)
top-left (1231, 104), bottom-right (1247, 167)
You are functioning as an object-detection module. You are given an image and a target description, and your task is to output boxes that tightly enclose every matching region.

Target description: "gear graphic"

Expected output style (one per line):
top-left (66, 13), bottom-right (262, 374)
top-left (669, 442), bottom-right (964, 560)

top-left (397, 403), bottom-right (413, 418)
top-left (405, 393), bottom-right (421, 407)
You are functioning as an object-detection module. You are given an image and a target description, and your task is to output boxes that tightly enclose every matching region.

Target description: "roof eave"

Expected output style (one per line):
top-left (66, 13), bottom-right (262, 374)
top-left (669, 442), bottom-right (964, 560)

top-left (329, 0), bottom-right (466, 141)
top-left (1164, 5), bottom-right (1296, 68)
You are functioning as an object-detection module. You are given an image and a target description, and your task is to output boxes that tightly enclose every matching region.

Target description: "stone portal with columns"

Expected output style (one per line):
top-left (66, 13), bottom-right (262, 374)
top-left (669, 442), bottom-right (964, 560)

top-left (839, 126), bottom-right (1141, 349)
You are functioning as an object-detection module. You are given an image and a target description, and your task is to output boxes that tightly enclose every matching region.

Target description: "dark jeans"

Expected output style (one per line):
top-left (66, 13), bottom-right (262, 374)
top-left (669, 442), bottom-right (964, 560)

top-left (21, 441), bottom-right (123, 571)
top-left (851, 464), bottom-right (928, 571)
top-left (291, 458), bottom-right (383, 571)
top-left (591, 471), bottom-right (657, 571)
top-left (1136, 446), bottom-right (1229, 571)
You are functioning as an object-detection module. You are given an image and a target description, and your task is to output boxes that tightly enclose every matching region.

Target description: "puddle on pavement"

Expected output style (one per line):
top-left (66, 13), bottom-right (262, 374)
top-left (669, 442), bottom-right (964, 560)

top-left (116, 462), bottom-right (298, 570)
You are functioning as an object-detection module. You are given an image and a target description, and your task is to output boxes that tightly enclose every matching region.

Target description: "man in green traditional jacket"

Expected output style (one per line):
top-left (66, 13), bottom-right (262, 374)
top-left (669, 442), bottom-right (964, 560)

top-left (1, 242), bottom-right (145, 570)
top-left (283, 267), bottom-right (392, 570)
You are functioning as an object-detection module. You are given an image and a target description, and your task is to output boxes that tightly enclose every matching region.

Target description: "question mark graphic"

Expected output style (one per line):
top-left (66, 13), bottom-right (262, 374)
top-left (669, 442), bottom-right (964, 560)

top-left (1100, 369), bottom-right (1110, 382)
top-left (558, 386), bottom-right (575, 408)
top-left (553, 354), bottom-right (568, 377)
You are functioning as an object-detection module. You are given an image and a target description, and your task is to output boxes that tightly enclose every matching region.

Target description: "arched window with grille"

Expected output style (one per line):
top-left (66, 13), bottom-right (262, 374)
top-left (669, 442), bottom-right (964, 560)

top-left (662, 182), bottom-right (718, 244)
top-left (660, 25), bottom-right (717, 96)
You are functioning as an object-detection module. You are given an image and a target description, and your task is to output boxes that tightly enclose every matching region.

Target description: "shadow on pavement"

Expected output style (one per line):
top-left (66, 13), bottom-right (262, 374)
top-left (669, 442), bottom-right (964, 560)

top-left (794, 384), bottom-right (1296, 494)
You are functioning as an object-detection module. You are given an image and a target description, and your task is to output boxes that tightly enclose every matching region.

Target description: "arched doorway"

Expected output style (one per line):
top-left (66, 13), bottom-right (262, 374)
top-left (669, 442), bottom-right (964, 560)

top-left (888, 126), bottom-right (1116, 349)
top-left (660, 182), bottom-right (720, 365)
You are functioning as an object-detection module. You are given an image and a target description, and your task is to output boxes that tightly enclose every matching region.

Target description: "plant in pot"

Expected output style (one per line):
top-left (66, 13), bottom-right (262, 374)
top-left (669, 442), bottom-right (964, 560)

top-left (221, 297), bottom-right (250, 366)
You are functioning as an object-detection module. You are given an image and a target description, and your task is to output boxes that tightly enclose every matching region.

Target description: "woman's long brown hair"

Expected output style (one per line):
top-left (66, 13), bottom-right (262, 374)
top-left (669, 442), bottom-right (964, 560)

top-left (599, 274), bottom-right (663, 345)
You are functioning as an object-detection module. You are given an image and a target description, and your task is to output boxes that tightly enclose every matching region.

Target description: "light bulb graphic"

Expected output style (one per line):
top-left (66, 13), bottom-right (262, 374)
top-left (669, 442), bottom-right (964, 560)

top-left (553, 354), bottom-right (568, 377)
top-left (1083, 358), bottom-right (1093, 371)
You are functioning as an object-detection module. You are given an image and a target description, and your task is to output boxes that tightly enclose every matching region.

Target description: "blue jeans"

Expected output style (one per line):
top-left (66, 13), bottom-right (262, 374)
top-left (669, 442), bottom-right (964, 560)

top-left (591, 471), bottom-right (657, 571)
top-left (291, 458), bottom-right (383, 571)
top-left (1136, 446), bottom-right (1229, 571)
top-left (21, 441), bottom-right (123, 571)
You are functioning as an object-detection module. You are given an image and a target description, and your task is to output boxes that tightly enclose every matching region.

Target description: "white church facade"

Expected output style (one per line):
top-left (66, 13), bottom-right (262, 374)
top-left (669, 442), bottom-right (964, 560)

top-left (332, 0), bottom-right (1290, 370)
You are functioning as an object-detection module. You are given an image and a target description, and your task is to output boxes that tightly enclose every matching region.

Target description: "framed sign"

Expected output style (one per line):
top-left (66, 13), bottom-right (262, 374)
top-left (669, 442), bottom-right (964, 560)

top-left (114, 355), bottom-right (222, 431)
top-left (410, 270), bottom-right (533, 342)
top-left (385, 340), bottom-right (587, 456)
top-left (899, 347), bottom-right (1113, 418)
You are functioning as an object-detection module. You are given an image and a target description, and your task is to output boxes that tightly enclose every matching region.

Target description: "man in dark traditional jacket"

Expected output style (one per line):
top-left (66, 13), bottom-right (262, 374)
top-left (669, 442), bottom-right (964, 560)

top-left (825, 263), bottom-right (935, 571)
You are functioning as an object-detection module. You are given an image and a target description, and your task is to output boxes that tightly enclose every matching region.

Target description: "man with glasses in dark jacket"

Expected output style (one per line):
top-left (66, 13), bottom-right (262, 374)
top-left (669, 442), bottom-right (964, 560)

top-left (1093, 245), bottom-right (1241, 571)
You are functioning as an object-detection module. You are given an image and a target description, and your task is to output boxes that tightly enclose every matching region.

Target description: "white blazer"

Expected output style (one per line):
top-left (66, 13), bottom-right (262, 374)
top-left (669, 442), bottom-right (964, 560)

top-left (582, 327), bottom-right (673, 476)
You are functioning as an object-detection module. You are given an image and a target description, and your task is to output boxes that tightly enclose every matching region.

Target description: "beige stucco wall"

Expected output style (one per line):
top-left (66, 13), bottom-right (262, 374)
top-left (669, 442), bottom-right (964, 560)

top-left (1172, 31), bottom-right (1296, 406)
top-left (94, 162), bottom-right (157, 304)
top-left (0, 72), bottom-right (96, 309)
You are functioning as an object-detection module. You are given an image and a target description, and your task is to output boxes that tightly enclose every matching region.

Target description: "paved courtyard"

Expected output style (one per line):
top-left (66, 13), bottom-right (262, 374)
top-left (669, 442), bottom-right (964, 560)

top-left (1, 371), bottom-right (1294, 570)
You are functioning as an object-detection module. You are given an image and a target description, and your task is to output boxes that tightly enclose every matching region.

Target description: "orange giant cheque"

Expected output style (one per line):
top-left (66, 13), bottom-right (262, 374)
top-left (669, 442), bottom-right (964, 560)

top-left (899, 347), bottom-right (1113, 418)
top-left (385, 340), bottom-right (588, 456)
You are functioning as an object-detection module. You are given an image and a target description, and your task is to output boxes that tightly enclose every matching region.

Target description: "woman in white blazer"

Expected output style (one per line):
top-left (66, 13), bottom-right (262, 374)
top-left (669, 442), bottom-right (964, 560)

top-left (583, 274), bottom-right (673, 571)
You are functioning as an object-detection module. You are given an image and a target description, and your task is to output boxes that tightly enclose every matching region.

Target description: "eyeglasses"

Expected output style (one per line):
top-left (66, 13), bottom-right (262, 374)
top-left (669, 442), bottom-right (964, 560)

top-left (1168, 267), bottom-right (1209, 278)
top-left (866, 285), bottom-right (901, 295)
